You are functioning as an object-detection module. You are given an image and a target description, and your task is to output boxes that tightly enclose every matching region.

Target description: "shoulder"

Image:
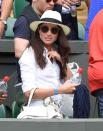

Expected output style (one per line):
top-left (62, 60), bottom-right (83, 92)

top-left (13, 16), bottom-right (30, 40)
top-left (14, 16), bottom-right (28, 28)
top-left (19, 47), bottom-right (35, 64)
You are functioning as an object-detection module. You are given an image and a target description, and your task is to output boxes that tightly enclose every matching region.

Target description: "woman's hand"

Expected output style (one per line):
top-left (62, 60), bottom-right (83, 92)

top-left (48, 50), bottom-right (62, 63)
top-left (59, 80), bottom-right (79, 94)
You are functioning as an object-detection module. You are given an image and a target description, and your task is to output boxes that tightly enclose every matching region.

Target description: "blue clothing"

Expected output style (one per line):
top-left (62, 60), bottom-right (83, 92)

top-left (13, 16), bottom-right (31, 40)
top-left (85, 0), bottom-right (103, 40)
top-left (73, 84), bottom-right (90, 118)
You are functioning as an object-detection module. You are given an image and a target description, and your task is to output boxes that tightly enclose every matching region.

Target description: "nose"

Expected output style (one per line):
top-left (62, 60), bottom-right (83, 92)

top-left (49, 0), bottom-right (55, 6)
top-left (47, 29), bottom-right (52, 35)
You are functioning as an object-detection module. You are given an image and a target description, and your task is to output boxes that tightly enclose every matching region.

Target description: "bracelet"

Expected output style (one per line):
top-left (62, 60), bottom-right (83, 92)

top-left (0, 18), bottom-right (7, 25)
top-left (54, 88), bottom-right (58, 95)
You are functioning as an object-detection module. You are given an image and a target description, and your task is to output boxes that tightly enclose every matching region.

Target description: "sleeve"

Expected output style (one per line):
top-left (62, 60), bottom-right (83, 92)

top-left (18, 47), bottom-right (37, 92)
top-left (13, 16), bottom-right (30, 40)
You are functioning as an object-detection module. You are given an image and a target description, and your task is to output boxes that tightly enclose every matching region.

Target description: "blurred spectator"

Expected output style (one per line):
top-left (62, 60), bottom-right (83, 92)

top-left (0, 0), bottom-right (13, 38)
top-left (0, 0), bottom-right (80, 40)
top-left (0, 0), bottom-right (2, 16)
top-left (85, 0), bottom-right (103, 41)
top-left (88, 9), bottom-right (103, 118)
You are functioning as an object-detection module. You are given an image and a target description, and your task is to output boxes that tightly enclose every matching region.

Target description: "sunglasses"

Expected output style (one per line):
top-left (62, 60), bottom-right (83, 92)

top-left (40, 26), bottom-right (60, 35)
top-left (46, 0), bottom-right (58, 3)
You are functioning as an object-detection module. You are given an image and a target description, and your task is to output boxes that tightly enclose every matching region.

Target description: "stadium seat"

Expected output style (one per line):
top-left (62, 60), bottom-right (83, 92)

top-left (13, 0), bottom-right (29, 18)
top-left (0, 104), bottom-right (6, 118)
top-left (12, 83), bottom-right (26, 118)
top-left (78, 21), bottom-right (85, 40)
top-left (5, 17), bottom-right (16, 38)
top-left (12, 101), bottom-right (21, 118)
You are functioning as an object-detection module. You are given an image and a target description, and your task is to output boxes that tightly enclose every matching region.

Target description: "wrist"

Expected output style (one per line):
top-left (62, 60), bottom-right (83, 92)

top-left (0, 18), bottom-right (7, 25)
top-left (58, 86), bottom-right (64, 94)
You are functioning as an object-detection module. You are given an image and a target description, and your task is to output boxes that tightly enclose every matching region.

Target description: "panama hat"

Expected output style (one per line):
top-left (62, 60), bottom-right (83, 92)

top-left (30, 10), bottom-right (70, 35)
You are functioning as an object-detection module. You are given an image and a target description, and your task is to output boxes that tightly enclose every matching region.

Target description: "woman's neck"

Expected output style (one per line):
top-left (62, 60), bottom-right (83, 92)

top-left (45, 45), bottom-right (53, 51)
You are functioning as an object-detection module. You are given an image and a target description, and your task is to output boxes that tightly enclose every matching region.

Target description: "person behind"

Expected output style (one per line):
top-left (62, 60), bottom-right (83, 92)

top-left (14, 0), bottom-right (58, 58)
top-left (85, 0), bottom-right (103, 41)
top-left (14, 0), bottom-right (80, 59)
top-left (18, 10), bottom-right (78, 118)
top-left (57, 0), bottom-right (81, 40)
top-left (0, 0), bottom-right (71, 38)
top-left (88, 9), bottom-right (103, 118)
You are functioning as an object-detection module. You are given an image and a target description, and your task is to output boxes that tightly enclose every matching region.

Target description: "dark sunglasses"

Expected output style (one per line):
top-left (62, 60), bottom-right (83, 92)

top-left (40, 26), bottom-right (60, 35)
top-left (46, 0), bottom-right (58, 3)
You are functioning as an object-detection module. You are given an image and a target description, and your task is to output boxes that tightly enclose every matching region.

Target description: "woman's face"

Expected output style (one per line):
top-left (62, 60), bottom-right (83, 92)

top-left (38, 23), bottom-right (59, 48)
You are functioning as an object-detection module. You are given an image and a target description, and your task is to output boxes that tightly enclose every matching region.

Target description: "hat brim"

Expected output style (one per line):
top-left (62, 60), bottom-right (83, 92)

top-left (30, 21), bottom-right (70, 35)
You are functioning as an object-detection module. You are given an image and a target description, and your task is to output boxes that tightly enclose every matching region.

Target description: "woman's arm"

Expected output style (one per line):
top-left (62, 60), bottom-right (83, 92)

top-left (24, 82), bottom-right (78, 100)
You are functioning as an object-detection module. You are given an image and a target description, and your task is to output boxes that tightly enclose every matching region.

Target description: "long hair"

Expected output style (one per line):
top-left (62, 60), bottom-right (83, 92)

top-left (25, 0), bottom-right (32, 4)
top-left (30, 27), bottom-right (71, 79)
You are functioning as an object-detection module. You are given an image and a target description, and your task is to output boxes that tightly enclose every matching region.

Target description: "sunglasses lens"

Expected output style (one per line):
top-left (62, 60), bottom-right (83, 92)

top-left (51, 27), bottom-right (59, 34)
top-left (53, 0), bottom-right (58, 3)
top-left (40, 26), bottom-right (49, 33)
top-left (46, 0), bottom-right (58, 3)
top-left (40, 26), bottom-right (59, 34)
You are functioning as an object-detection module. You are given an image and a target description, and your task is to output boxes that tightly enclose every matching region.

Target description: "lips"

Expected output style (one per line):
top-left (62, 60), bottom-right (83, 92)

top-left (45, 37), bottom-right (52, 41)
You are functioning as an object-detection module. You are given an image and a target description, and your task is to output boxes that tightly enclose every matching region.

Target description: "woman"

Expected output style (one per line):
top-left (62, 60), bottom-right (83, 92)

top-left (18, 10), bottom-right (78, 118)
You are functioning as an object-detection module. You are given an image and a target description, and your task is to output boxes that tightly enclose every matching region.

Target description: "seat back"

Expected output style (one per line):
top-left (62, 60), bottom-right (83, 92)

top-left (5, 17), bottom-right (16, 38)
top-left (78, 21), bottom-right (85, 40)
top-left (12, 83), bottom-right (26, 118)
top-left (13, 0), bottom-right (29, 18)
top-left (12, 101), bottom-right (21, 118)
top-left (0, 104), bottom-right (6, 118)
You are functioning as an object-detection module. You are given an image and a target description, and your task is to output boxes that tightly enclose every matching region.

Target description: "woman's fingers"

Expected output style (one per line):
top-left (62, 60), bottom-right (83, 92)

top-left (48, 51), bottom-right (61, 61)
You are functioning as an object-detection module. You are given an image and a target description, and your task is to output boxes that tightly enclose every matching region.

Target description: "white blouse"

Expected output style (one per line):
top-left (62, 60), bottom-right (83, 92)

top-left (19, 47), bottom-right (62, 106)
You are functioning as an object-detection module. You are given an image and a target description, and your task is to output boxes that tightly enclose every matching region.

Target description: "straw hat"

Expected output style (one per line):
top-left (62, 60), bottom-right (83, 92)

top-left (30, 10), bottom-right (70, 35)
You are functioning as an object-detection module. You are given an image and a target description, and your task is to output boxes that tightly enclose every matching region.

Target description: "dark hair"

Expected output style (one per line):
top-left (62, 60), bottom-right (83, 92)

top-left (25, 0), bottom-right (32, 4)
top-left (30, 27), bottom-right (70, 79)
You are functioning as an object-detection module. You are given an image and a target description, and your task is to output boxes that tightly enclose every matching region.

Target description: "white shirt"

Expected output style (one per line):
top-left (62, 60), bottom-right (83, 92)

top-left (19, 47), bottom-right (62, 106)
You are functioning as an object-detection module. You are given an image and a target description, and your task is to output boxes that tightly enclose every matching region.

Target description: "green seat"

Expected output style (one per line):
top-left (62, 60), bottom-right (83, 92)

top-left (5, 17), bottom-right (16, 38)
top-left (0, 104), bottom-right (6, 118)
top-left (78, 21), bottom-right (85, 40)
top-left (12, 83), bottom-right (26, 118)
top-left (12, 101), bottom-right (21, 118)
top-left (13, 0), bottom-right (29, 18)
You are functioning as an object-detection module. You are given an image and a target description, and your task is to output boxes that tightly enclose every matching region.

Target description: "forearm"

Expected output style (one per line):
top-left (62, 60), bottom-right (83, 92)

top-left (25, 88), bottom-right (55, 100)
top-left (24, 83), bottom-right (76, 100)
top-left (0, 0), bottom-right (13, 20)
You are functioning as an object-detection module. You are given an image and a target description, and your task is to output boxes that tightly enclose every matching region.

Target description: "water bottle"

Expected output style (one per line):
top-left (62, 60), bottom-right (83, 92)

top-left (0, 76), bottom-right (10, 92)
top-left (71, 5), bottom-right (77, 17)
top-left (70, 1), bottom-right (81, 17)
top-left (69, 67), bottom-right (83, 85)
